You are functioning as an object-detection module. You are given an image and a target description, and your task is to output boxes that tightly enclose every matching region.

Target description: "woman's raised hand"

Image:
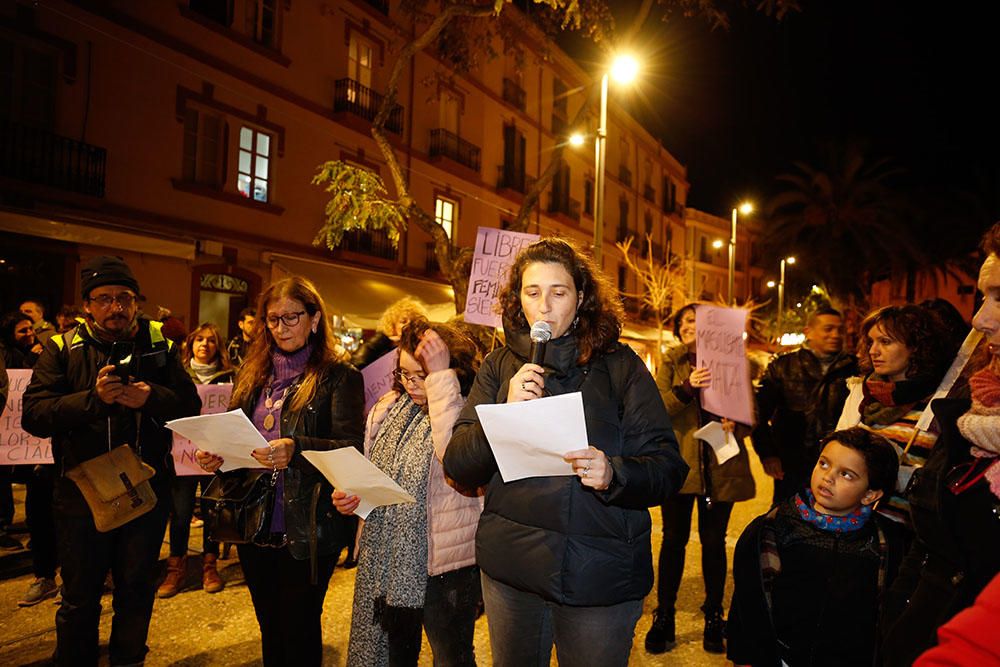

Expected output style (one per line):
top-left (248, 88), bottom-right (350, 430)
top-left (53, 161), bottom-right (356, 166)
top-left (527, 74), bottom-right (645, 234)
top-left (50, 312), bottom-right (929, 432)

top-left (689, 366), bottom-right (712, 389)
top-left (414, 329), bottom-right (450, 373)
top-left (332, 489), bottom-right (361, 515)
top-left (507, 363), bottom-right (545, 403)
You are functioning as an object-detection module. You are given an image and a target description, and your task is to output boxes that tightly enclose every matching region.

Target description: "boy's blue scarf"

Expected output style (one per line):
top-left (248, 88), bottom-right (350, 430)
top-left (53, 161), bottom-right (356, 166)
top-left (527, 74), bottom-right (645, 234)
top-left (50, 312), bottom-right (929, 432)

top-left (794, 490), bottom-right (872, 533)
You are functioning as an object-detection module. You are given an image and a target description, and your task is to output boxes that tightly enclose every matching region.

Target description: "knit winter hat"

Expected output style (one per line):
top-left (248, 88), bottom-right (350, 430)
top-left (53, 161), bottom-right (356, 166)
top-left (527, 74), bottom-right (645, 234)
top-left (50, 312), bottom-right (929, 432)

top-left (80, 255), bottom-right (141, 299)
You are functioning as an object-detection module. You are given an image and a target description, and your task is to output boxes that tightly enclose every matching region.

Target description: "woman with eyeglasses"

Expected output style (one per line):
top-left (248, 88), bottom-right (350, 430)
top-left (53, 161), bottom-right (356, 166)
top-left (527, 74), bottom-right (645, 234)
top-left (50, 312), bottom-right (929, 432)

top-left (880, 224), bottom-right (1000, 666)
top-left (195, 276), bottom-right (364, 667)
top-left (333, 318), bottom-right (483, 666)
top-left (443, 238), bottom-right (688, 666)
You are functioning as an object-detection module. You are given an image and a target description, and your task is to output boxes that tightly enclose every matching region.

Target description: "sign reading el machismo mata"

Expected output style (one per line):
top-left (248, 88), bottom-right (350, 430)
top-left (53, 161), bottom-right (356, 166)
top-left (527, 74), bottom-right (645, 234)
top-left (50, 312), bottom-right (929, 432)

top-left (172, 383), bottom-right (234, 476)
top-left (463, 226), bottom-right (540, 328)
top-left (696, 305), bottom-right (755, 427)
top-left (1, 369), bottom-right (53, 465)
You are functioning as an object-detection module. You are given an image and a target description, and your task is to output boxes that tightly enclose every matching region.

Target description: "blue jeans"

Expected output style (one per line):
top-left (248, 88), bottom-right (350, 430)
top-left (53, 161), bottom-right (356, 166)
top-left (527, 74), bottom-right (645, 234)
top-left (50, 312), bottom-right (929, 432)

top-left (480, 572), bottom-right (642, 667)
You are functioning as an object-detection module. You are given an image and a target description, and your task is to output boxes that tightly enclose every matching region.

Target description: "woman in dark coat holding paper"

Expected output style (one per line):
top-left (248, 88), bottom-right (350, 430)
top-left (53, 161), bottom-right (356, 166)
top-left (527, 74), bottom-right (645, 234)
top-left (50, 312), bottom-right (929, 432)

top-left (195, 276), bottom-right (364, 667)
top-left (646, 303), bottom-right (755, 655)
top-left (443, 238), bottom-right (688, 667)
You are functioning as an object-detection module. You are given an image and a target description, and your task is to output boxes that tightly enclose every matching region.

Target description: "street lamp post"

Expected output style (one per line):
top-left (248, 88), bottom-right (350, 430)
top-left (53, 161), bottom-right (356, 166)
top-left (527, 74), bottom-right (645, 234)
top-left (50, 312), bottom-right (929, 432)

top-left (727, 201), bottom-right (753, 305)
top-left (591, 55), bottom-right (638, 267)
top-left (776, 255), bottom-right (795, 342)
top-left (593, 72), bottom-right (608, 267)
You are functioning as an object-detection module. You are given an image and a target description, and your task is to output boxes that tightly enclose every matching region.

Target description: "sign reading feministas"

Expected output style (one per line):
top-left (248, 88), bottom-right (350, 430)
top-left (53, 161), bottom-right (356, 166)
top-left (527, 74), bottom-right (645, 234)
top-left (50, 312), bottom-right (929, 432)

top-left (463, 226), bottom-right (540, 328)
top-left (696, 305), bottom-right (755, 427)
top-left (362, 348), bottom-right (399, 415)
top-left (172, 383), bottom-right (234, 476)
top-left (0, 369), bottom-right (53, 464)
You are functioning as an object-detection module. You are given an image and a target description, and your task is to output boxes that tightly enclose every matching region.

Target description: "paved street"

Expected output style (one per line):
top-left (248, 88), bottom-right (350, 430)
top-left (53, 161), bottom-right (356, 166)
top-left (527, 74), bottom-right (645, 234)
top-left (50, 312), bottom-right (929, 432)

top-left (0, 453), bottom-right (771, 666)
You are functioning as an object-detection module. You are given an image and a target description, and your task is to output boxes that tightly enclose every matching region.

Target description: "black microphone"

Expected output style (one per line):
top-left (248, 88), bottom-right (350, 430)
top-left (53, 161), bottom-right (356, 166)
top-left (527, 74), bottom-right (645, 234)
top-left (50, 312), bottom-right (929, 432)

top-left (529, 321), bottom-right (552, 366)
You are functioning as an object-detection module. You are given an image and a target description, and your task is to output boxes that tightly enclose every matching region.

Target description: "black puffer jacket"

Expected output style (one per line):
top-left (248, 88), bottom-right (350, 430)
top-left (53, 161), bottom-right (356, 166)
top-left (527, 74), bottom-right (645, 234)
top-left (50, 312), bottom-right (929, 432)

top-left (231, 362), bottom-right (365, 564)
top-left (443, 324), bottom-right (688, 606)
top-left (753, 347), bottom-right (857, 477)
top-left (21, 319), bottom-right (201, 514)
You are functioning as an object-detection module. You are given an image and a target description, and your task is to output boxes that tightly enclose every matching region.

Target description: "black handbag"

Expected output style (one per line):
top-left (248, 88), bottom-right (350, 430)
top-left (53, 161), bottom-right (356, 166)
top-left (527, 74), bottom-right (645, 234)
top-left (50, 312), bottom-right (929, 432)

top-left (203, 469), bottom-right (283, 547)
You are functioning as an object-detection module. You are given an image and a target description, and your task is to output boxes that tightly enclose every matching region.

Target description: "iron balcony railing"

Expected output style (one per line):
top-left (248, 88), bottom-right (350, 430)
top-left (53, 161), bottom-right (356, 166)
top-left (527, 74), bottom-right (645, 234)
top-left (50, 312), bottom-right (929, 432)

top-left (333, 78), bottom-right (403, 135)
top-left (341, 229), bottom-right (398, 261)
top-left (496, 165), bottom-right (535, 194)
top-left (502, 77), bottom-right (526, 111)
top-left (429, 128), bottom-right (481, 172)
top-left (0, 119), bottom-right (106, 197)
top-left (547, 193), bottom-right (580, 222)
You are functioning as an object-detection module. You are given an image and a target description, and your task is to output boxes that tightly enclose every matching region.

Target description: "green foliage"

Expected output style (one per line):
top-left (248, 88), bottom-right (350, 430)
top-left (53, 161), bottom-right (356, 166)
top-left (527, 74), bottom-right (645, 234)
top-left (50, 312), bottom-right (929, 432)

top-left (311, 161), bottom-right (407, 250)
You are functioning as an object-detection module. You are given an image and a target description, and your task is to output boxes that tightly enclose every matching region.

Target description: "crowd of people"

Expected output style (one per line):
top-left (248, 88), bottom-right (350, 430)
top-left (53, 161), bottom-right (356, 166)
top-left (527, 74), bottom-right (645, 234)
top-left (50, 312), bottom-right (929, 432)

top-left (0, 223), bottom-right (998, 666)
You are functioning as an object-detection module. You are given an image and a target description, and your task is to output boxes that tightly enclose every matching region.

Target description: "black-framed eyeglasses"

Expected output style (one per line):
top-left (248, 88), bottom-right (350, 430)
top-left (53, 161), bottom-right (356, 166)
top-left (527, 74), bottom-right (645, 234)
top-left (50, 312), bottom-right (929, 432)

top-left (393, 369), bottom-right (426, 386)
top-left (88, 293), bottom-right (137, 309)
top-left (265, 311), bottom-right (306, 329)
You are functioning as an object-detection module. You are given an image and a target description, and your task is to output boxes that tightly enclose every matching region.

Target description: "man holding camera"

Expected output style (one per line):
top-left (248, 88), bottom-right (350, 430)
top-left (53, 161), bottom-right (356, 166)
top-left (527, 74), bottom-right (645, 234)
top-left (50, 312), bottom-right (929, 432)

top-left (22, 256), bottom-right (200, 667)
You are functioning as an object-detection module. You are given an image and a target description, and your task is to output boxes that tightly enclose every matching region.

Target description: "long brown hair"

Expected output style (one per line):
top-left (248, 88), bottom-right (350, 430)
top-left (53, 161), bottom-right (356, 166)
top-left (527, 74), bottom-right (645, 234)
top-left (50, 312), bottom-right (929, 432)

top-left (498, 237), bottom-right (623, 365)
top-left (182, 322), bottom-right (231, 370)
top-left (857, 305), bottom-right (951, 381)
top-left (231, 276), bottom-right (348, 413)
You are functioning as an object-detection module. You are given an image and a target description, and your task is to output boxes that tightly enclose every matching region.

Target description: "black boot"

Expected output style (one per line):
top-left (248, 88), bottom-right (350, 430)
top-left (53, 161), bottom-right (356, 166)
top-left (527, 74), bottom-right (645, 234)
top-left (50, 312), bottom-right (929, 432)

top-left (703, 609), bottom-right (726, 654)
top-left (644, 608), bottom-right (675, 654)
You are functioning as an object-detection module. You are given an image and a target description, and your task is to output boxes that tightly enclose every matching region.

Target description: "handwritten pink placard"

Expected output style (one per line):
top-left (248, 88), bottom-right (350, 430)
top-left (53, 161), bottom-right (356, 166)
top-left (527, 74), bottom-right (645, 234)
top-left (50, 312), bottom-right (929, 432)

top-left (0, 369), bottom-right (53, 465)
top-left (362, 348), bottom-right (399, 415)
top-left (696, 305), bottom-right (755, 427)
top-left (463, 226), bottom-right (540, 327)
top-left (172, 383), bottom-right (234, 476)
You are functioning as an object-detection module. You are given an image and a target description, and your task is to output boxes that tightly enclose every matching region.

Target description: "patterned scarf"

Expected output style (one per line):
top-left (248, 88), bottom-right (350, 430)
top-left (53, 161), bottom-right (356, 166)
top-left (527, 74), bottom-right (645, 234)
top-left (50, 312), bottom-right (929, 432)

top-left (860, 373), bottom-right (938, 426)
top-left (956, 367), bottom-right (1000, 499)
top-left (348, 395), bottom-right (434, 667)
top-left (795, 489), bottom-right (872, 533)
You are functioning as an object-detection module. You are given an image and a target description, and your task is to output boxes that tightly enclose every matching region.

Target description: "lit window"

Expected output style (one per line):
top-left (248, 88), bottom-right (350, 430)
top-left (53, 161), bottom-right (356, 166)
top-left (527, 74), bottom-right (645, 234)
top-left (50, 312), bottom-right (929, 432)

top-left (237, 126), bottom-right (271, 203)
top-left (348, 34), bottom-right (373, 103)
top-left (434, 196), bottom-right (457, 240)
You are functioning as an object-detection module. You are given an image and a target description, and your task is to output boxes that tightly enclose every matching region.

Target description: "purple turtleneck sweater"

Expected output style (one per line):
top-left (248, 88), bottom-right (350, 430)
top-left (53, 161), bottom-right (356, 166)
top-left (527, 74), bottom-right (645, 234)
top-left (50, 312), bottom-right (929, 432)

top-left (252, 343), bottom-right (311, 535)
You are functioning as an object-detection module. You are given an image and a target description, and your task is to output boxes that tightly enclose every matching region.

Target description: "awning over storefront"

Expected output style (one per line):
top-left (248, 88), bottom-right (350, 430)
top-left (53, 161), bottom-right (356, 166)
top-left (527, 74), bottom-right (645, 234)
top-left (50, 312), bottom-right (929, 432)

top-left (0, 210), bottom-right (196, 259)
top-left (269, 254), bottom-right (456, 330)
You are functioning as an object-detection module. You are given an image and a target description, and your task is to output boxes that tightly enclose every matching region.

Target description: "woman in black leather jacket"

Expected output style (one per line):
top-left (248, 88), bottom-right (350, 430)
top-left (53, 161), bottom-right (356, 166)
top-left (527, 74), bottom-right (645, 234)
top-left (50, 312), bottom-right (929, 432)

top-left (196, 276), bottom-right (364, 666)
top-left (443, 238), bottom-right (688, 667)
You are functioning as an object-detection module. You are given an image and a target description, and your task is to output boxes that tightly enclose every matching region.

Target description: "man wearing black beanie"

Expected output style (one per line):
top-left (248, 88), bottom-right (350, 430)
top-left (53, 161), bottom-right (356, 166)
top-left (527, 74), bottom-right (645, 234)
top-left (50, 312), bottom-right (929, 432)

top-left (21, 255), bottom-right (200, 666)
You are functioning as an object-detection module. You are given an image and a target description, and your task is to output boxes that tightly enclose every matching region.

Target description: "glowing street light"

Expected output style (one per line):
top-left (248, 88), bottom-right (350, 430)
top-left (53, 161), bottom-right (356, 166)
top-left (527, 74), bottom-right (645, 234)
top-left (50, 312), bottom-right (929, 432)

top-left (766, 279), bottom-right (776, 288)
top-left (593, 54), bottom-right (640, 266)
top-left (712, 239), bottom-right (724, 249)
top-left (568, 132), bottom-right (585, 147)
top-left (777, 255), bottom-right (796, 342)
top-left (728, 200), bottom-right (754, 305)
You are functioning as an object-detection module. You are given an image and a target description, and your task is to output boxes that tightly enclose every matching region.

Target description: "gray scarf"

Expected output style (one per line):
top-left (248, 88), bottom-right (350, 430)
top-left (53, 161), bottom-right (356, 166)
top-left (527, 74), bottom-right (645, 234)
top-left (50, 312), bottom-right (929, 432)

top-left (347, 395), bottom-right (434, 667)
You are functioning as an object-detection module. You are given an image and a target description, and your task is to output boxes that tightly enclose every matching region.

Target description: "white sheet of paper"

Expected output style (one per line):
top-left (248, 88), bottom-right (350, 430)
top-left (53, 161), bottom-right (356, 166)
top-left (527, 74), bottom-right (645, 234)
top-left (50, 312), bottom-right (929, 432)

top-left (694, 421), bottom-right (740, 465)
top-left (475, 392), bottom-right (587, 482)
top-left (301, 448), bottom-right (416, 520)
top-left (165, 409), bottom-right (267, 472)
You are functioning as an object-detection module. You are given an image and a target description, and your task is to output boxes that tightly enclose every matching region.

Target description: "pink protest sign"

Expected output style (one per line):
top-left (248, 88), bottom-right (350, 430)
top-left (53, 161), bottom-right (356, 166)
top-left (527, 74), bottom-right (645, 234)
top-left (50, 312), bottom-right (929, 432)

top-left (0, 369), bottom-right (53, 465)
top-left (696, 305), bottom-right (755, 427)
top-left (172, 383), bottom-right (234, 476)
top-left (362, 348), bottom-right (399, 415)
top-left (463, 226), bottom-right (539, 327)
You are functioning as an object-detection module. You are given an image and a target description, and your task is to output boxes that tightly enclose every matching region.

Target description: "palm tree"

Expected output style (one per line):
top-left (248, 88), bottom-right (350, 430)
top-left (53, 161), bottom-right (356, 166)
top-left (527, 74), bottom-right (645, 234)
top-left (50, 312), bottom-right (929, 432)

top-left (763, 142), bottom-right (927, 304)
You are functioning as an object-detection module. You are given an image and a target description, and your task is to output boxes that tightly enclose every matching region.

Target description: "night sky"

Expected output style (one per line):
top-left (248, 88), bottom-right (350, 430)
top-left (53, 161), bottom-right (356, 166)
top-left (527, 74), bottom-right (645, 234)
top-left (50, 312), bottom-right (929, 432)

top-left (566, 1), bottom-right (1000, 228)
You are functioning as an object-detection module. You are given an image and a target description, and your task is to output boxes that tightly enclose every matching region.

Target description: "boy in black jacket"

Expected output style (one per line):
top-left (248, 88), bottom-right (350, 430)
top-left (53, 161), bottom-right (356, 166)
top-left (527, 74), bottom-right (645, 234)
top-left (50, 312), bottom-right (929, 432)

top-left (727, 427), bottom-right (903, 666)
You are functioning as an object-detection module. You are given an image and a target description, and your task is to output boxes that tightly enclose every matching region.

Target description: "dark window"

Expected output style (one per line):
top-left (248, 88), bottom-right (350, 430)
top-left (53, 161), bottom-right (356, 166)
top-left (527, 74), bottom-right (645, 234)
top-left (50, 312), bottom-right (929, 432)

top-left (182, 109), bottom-right (225, 187)
top-left (500, 123), bottom-right (527, 192)
top-left (245, 0), bottom-right (277, 47)
top-left (189, 0), bottom-right (234, 26)
top-left (618, 265), bottom-right (626, 292)
top-left (0, 38), bottom-right (57, 129)
top-left (584, 179), bottom-right (593, 215)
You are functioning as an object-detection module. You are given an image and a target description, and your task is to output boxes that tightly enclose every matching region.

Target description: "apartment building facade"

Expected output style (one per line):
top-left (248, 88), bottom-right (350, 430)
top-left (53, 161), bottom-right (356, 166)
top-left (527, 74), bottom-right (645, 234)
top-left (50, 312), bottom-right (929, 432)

top-left (0, 0), bottom-right (689, 341)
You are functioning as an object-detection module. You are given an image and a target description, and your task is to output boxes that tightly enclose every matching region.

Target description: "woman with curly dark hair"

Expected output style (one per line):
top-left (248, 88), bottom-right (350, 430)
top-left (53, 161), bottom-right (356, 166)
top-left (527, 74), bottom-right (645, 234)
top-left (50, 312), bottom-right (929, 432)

top-left (443, 238), bottom-right (689, 666)
top-left (334, 318), bottom-right (483, 666)
top-left (837, 304), bottom-right (955, 527)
